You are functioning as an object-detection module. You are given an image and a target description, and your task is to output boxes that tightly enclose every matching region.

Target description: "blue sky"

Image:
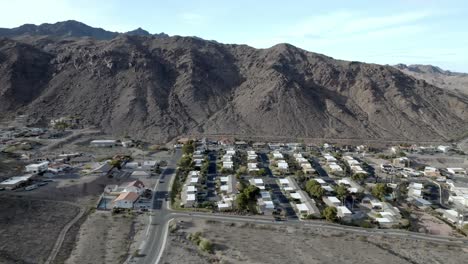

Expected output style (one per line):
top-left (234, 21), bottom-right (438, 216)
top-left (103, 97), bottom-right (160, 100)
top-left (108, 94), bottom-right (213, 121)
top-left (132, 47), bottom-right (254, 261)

top-left (1, 0), bottom-right (468, 71)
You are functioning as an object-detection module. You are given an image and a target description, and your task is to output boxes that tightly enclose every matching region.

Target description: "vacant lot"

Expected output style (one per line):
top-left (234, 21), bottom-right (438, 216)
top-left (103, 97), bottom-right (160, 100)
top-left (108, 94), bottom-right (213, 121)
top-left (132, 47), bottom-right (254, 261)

top-left (0, 197), bottom-right (79, 264)
top-left (65, 211), bottom-right (136, 264)
top-left (161, 219), bottom-right (468, 264)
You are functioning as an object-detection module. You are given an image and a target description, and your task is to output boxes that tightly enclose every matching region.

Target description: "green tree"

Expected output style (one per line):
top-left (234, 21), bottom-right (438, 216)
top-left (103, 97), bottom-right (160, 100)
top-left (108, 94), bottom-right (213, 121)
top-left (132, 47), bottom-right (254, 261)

top-left (323, 206), bottom-right (337, 222)
top-left (372, 183), bottom-right (391, 201)
top-left (178, 155), bottom-right (193, 170)
top-left (182, 140), bottom-right (195, 155)
top-left (237, 166), bottom-right (247, 175)
top-left (243, 185), bottom-right (260, 200)
top-left (255, 168), bottom-right (267, 177)
top-left (109, 159), bottom-right (122, 169)
top-left (54, 121), bottom-right (69, 131)
top-left (351, 173), bottom-right (368, 183)
top-left (236, 192), bottom-right (249, 210)
top-left (309, 184), bottom-right (325, 198)
top-left (198, 238), bottom-right (213, 253)
top-left (334, 184), bottom-right (348, 201)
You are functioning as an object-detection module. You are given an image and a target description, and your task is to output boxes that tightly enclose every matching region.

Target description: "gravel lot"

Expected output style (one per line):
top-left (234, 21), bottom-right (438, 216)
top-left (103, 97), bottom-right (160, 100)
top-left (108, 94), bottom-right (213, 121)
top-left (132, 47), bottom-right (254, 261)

top-left (161, 218), bottom-right (468, 264)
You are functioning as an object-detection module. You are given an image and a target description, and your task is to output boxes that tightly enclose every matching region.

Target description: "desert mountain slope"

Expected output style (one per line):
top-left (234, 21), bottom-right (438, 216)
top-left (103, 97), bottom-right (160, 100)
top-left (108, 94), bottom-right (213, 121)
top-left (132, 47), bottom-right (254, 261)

top-left (395, 64), bottom-right (468, 95)
top-left (0, 33), bottom-right (467, 142)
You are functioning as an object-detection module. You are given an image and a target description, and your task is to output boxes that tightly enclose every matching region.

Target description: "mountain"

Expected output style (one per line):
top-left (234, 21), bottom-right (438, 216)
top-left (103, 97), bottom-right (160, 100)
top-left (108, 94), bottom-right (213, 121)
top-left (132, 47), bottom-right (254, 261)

top-left (395, 64), bottom-right (468, 95)
top-left (0, 20), bottom-right (168, 40)
top-left (0, 27), bottom-right (467, 142)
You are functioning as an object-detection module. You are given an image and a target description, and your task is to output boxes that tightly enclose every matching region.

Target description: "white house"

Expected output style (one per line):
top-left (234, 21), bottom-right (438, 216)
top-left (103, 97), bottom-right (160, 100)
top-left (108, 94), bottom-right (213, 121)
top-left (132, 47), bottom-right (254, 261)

top-left (301, 162), bottom-right (315, 174)
top-left (424, 167), bottom-right (440, 177)
top-left (447, 168), bottom-right (466, 175)
top-left (328, 162), bottom-right (343, 173)
top-left (25, 162), bottom-right (49, 174)
top-left (337, 206), bottom-right (352, 221)
top-left (113, 192), bottom-right (139, 209)
top-left (323, 154), bottom-right (337, 163)
top-left (90, 140), bottom-right (117, 148)
top-left (248, 162), bottom-right (259, 172)
top-left (277, 160), bottom-right (289, 171)
top-left (437, 145), bottom-right (452, 153)
top-left (323, 196), bottom-right (341, 207)
top-left (250, 178), bottom-right (265, 190)
top-left (223, 161), bottom-right (234, 170)
top-left (272, 151), bottom-right (284, 160)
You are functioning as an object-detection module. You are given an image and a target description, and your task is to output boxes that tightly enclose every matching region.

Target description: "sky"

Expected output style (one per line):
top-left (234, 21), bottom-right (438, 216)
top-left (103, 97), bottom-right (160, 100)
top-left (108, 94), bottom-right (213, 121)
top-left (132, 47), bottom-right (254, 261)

top-left (1, 0), bottom-right (468, 72)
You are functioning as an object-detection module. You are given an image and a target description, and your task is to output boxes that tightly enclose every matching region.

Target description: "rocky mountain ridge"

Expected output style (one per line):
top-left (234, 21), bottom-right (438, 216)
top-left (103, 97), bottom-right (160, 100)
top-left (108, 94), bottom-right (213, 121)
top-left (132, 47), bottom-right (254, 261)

top-left (0, 22), bottom-right (467, 142)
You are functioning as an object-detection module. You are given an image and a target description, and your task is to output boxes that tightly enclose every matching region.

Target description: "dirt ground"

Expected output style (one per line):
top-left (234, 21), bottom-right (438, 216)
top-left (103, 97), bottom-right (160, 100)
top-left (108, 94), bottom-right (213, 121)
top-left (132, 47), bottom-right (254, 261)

top-left (64, 211), bottom-right (136, 264)
top-left (0, 197), bottom-right (80, 264)
top-left (161, 218), bottom-right (468, 264)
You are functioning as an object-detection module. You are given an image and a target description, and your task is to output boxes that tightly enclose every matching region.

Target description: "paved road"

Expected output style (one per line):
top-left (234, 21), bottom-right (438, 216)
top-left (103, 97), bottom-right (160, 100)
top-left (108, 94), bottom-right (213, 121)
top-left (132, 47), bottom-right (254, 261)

top-left (132, 149), bottom-right (468, 264)
top-left (130, 149), bottom-right (182, 264)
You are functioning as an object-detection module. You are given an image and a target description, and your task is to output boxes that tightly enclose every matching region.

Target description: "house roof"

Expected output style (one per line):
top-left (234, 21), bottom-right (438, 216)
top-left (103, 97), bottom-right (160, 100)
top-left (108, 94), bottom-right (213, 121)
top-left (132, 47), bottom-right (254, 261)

top-left (125, 180), bottom-right (145, 189)
top-left (114, 192), bottom-right (139, 203)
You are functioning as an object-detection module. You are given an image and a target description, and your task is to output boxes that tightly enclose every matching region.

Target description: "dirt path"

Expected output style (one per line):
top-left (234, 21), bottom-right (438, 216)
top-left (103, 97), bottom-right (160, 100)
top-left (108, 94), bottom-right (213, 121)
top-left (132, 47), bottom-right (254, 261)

top-left (45, 207), bottom-right (86, 264)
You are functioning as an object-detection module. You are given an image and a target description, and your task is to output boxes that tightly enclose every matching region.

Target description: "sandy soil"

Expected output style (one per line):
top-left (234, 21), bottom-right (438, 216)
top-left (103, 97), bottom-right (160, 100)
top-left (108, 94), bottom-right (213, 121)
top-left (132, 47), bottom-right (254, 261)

top-left (161, 218), bottom-right (468, 264)
top-left (65, 211), bottom-right (135, 264)
top-left (0, 197), bottom-right (80, 264)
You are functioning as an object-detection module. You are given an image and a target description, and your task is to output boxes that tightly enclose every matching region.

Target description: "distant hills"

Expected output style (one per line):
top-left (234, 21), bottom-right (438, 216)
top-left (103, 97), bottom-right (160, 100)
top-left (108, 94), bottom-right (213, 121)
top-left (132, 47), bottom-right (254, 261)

top-left (0, 21), bottom-right (467, 142)
top-left (0, 20), bottom-right (168, 40)
top-left (395, 64), bottom-right (468, 95)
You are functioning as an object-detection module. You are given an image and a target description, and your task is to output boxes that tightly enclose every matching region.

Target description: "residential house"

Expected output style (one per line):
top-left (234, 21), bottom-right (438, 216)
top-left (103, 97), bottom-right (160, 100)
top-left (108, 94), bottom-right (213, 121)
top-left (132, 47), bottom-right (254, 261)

top-left (272, 151), bottom-right (284, 160)
top-left (301, 162), bottom-right (315, 174)
top-left (0, 174), bottom-right (34, 190)
top-left (437, 145), bottom-right (452, 153)
top-left (447, 168), bottom-right (467, 176)
top-left (408, 182), bottom-right (423, 198)
top-left (393, 157), bottom-right (410, 167)
top-left (249, 178), bottom-right (265, 190)
top-left (424, 167), bottom-right (440, 177)
top-left (277, 160), bottom-right (289, 171)
top-left (90, 140), bottom-right (118, 147)
top-left (248, 162), bottom-right (259, 172)
top-left (323, 196), bottom-right (342, 207)
top-left (113, 192), bottom-right (140, 209)
top-left (294, 190), bottom-right (320, 218)
top-left (323, 154), bottom-right (337, 163)
top-left (337, 206), bottom-right (353, 221)
top-left (257, 191), bottom-right (275, 214)
top-left (25, 162), bottom-right (49, 174)
top-left (328, 162), bottom-right (343, 173)
top-left (337, 178), bottom-right (363, 193)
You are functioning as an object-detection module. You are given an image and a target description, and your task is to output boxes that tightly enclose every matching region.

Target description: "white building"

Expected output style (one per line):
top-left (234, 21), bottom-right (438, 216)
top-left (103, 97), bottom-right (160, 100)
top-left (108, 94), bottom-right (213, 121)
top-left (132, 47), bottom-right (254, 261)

top-left (90, 140), bottom-right (118, 147)
top-left (328, 162), bottom-right (343, 173)
top-left (437, 145), bottom-right (452, 153)
top-left (223, 161), bottom-right (234, 170)
top-left (337, 206), bottom-right (352, 221)
top-left (25, 162), bottom-right (49, 174)
top-left (323, 154), bottom-right (337, 163)
top-left (250, 178), bottom-right (265, 190)
top-left (272, 151), bottom-right (284, 160)
top-left (0, 174), bottom-right (34, 190)
top-left (277, 160), bottom-right (289, 171)
top-left (113, 192), bottom-right (139, 209)
top-left (447, 168), bottom-right (466, 175)
top-left (323, 196), bottom-right (341, 207)
top-left (248, 162), bottom-right (259, 172)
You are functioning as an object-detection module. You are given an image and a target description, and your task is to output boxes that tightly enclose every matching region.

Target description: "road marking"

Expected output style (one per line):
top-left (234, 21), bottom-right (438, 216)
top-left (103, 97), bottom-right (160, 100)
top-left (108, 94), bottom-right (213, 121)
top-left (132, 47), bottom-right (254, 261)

top-left (155, 218), bottom-right (174, 264)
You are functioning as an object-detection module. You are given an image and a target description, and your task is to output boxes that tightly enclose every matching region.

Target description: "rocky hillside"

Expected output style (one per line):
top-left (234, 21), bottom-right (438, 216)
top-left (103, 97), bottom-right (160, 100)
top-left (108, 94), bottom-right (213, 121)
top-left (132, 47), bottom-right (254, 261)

top-left (0, 20), bottom-right (168, 40)
top-left (395, 64), bottom-right (468, 95)
top-left (0, 30), bottom-right (467, 142)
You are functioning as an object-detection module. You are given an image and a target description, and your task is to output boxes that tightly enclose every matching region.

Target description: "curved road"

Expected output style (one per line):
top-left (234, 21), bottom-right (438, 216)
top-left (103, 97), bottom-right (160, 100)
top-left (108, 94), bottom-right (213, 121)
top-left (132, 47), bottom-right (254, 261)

top-left (129, 150), bottom-right (468, 264)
